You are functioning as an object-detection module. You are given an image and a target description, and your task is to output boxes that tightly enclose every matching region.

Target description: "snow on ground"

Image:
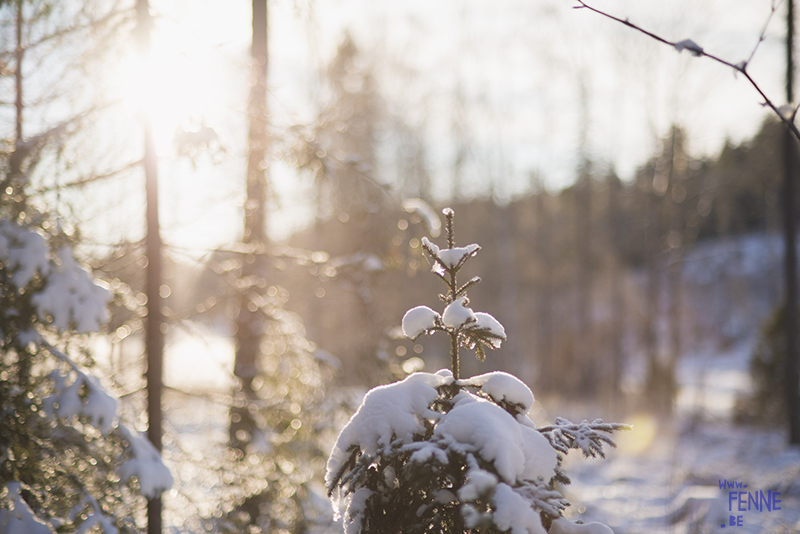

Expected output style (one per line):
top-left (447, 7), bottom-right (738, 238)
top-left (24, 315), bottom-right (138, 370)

top-left (560, 338), bottom-right (800, 534)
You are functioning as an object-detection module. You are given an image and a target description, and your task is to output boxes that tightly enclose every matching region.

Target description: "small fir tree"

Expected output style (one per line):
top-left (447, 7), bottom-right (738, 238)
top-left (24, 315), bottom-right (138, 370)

top-left (325, 208), bottom-right (628, 534)
top-left (0, 212), bottom-right (172, 533)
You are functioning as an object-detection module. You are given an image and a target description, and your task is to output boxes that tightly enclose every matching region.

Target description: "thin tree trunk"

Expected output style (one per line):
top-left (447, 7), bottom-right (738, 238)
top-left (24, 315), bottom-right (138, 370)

top-left (785, 0), bottom-right (800, 444)
top-left (15, 0), bottom-right (23, 143)
top-left (231, 0), bottom-right (269, 451)
top-left (606, 175), bottom-right (626, 413)
top-left (135, 1), bottom-right (164, 532)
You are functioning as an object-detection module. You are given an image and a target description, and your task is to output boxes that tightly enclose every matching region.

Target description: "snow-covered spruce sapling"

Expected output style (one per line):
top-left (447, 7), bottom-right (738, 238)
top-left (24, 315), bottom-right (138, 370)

top-left (0, 218), bottom-right (172, 533)
top-left (325, 208), bottom-right (629, 534)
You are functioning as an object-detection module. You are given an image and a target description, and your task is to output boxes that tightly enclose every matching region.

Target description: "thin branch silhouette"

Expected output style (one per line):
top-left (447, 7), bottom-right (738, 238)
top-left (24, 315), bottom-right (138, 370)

top-left (745, 0), bottom-right (782, 68)
top-left (574, 0), bottom-right (800, 141)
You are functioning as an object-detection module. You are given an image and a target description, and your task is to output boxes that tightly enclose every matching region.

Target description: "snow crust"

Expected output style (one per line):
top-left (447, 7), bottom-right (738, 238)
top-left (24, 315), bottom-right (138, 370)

top-left (442, 297), bottom-right (476, 328)
top-left (118, 426), bottom-right (174, 499)
top-left (402, 305), bottom-right (440, 339)
top-left (460, 371), bottom-right (534, 412)
top-left (434, 393), bottom-right (556, 483)
top-left (420, 235), bottom-right (479, 272)
top-left (325, 372), bottom-right (453, 486)
top-left (468, 312), bottom-right (506, 349)
top-left (437, 244), bottom-right (480, 269)
top-left (471, 312), bottom-right (506, 342)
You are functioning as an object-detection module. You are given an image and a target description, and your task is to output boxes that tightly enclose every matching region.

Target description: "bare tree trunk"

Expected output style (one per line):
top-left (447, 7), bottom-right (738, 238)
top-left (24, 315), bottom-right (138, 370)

top-left (11, 0), bottom-right (30, 385)
top-left (574, 79), bottom-right (595, 398)
top-left (784, 0), bottom-right (800, 444)
top-left (643, 177), bottom-right (668, 414)
top-left (135, 1), bottom-right (164, 532)
top-left (606, 174), bottom-right (626, 413)
top-left (231, 0), bottom-right (269, 451)
top-left (531, 176), bottom-right (555, 392)
top-left (666, 129), bottom-right (685, 394)
top-left (14, 0), bottom-right (23, 143)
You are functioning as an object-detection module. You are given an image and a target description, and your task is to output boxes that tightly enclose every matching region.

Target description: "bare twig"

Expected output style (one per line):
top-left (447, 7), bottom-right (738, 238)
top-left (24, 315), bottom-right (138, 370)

top-left (574, 1), bottom-right (800, 142)
top-left (744, 0), bottom-right (782, 68)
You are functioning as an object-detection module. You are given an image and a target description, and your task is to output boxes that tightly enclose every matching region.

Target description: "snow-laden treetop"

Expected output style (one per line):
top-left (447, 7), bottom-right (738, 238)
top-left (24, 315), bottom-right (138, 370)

top-left (400, 208), bottom-right (506, 377)
top-left (326, 370), bottom-right (562, 534)
top-left (325, 208), bottom-right (627, 534)
top-left (326, 369), bottom-right (541, 484)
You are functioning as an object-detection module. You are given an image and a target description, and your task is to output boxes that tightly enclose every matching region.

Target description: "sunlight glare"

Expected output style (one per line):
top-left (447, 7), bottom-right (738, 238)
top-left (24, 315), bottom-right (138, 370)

top-left (616, 413), bottom-right (657, 455)
top-left (119, 25), bottom-right (228, 156)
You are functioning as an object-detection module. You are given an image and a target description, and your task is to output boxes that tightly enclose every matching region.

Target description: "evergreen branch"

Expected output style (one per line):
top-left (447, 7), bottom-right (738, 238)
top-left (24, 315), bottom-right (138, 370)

top-left (443, 208), bottom-right (455, 249)
top-left (455, 276), bottom-right (481, 298)
top-left (537, 418), bottom-right (631, 458)
top-left (574, 0), bottom-right (800, 143)
top-left (513, 481), bottom-right (570, 519)
top-left (326, 446), bottom-right (361, 496)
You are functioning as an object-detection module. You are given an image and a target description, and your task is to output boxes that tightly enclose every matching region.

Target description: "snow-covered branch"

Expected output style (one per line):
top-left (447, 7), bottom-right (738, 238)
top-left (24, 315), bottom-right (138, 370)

top-left (537, 417), bottom-right (632, 459)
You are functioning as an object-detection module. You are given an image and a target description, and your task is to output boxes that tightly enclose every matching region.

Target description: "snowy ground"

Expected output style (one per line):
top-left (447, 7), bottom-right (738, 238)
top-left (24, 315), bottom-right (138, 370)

top-left (560, 341), bottom-right (800, 534)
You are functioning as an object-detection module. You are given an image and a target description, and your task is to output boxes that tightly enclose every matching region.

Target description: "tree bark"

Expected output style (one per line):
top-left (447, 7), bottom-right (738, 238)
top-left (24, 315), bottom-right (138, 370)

top-left (230, 0), bottom-right (269, 451)
top-left (135, 0), bottom-right (164, 532)
top-left (785, 0), bottom-right (800, 444)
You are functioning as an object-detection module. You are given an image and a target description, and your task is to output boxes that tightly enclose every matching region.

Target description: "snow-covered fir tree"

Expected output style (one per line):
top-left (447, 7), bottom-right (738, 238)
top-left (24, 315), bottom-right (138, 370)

top-left (0, 205), bottom-right (172, 532)
top-left (325, 208), bottom-right (628, 534)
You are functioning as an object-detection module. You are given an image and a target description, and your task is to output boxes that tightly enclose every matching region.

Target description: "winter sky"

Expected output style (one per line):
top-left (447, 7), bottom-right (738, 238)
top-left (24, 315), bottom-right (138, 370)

top-left (91, 0), bottom-right (787, 251)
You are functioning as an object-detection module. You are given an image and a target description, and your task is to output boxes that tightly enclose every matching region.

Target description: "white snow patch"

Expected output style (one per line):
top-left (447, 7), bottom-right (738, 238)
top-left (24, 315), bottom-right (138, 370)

top-left (341, 488), bottom-right (373, 534)
top-left (442, 297), bottom-right (476, 328)
top-left (118, 426), bottom-right (174, 498)
top-left (458, 468), bottom-right (499, 500)
top-left (421, 236), bottom-right (439, 256)
top-left (0, 220), bottom-right (50, 288)
top-left (325, 372), bottom-right (453, 486)
top-left (407, 441), bottom-right (450, 465)
top-left (436, 244), bottom-right (480, 269)
top-left (402, 305), bottom-right (440, 339)
top-left (435, 395), bottom-right (556, 483)
top-left (462, 312), bottom-right (506, 349)
top-left (43, 368), bottom-right (119, 434)
top-left (81, 374), bottom-right (120, 435)
top-left (492, 483), bottom-right (547, 534)
top-left (472, 312), bottom-right (505, 338)
top-left (461, 371), bottom-right (534, 412)
top-left (32, 247), bottom-right (110, 333)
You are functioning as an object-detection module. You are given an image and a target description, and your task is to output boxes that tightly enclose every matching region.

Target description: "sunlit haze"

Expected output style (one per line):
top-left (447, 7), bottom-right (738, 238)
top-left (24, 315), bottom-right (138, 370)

top-left (83, 0), bottom-right (788, 254)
